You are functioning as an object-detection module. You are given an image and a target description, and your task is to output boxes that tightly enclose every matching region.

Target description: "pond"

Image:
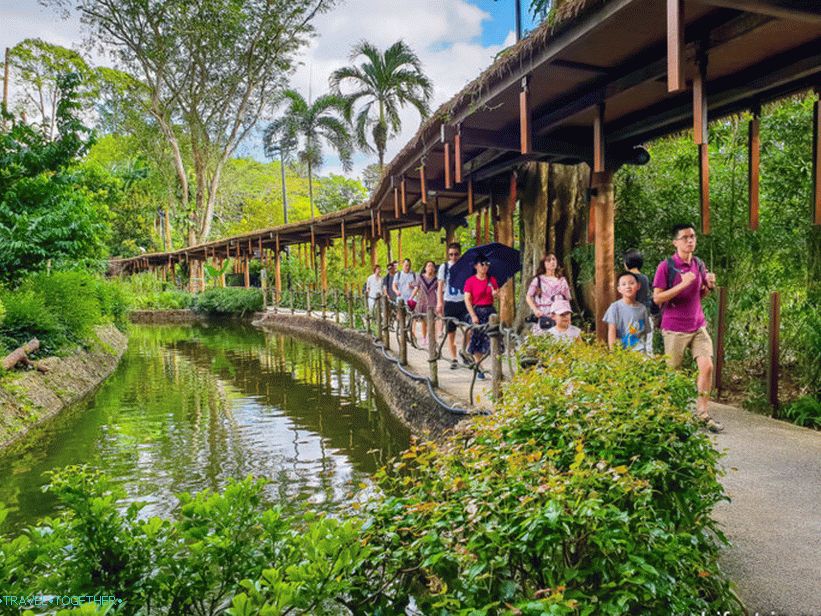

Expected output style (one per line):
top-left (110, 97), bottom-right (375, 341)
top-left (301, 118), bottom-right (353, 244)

top-left (0, 321), bottom-right (411, 531)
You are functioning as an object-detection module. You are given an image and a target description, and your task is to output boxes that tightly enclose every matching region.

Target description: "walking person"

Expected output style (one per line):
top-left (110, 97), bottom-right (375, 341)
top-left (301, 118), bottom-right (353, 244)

top-left (382, 261), bottom-right (397, 302)
top-left (525, 253), bottom-right (572, 335)
top-left (604, 271), bottom-right (649, 353)
top-left (653, 223), bottom-right (723, 432)
top-left (413, 260), bottom-right (438, 346)
top-left (392, 258), bottom-right (417, 304)
top-left (623, 249), bottom-right (655, 354)
top-left (437, 242), bottom-right (471, 370)
top-left (365, 265), bottom-right (382, 312)
top-left (463, 254), bottom-right (499, 380)
top-left (545, 299), bottom-right (582, 342)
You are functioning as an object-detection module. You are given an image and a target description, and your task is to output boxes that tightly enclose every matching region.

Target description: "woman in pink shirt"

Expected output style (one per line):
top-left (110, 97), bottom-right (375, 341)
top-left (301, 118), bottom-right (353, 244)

top-left (525, 253), bottom-right (571, 335)
top-left (463, 254), bottom-right (498, 379)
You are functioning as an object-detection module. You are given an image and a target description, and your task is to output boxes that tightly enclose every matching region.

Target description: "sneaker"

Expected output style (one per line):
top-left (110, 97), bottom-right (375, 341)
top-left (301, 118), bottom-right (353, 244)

top-left (698, 414), bottom-right (724, 433)
top-left (476, 370), bottom-right (485, 380)
top-left (450, 359), bottom-right (458, 370)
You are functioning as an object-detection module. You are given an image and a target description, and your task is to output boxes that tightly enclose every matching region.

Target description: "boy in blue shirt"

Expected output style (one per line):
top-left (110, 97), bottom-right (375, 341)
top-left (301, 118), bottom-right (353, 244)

top-left (603, 271), bottom-right (649, 354)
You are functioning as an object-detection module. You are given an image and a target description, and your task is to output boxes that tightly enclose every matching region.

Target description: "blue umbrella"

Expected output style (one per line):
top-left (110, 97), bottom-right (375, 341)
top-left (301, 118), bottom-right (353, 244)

top-left (448, 242), bottom-right (522, 291)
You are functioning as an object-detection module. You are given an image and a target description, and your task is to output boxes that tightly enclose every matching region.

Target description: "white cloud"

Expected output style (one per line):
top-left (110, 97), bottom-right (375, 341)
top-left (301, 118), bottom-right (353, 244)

top-left (283, 0), bottom-right (516, 181)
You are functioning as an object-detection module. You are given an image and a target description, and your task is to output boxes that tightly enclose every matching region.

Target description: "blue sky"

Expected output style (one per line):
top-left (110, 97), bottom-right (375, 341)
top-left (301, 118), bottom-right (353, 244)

top-left (473, 0), bottom-right (541, 45)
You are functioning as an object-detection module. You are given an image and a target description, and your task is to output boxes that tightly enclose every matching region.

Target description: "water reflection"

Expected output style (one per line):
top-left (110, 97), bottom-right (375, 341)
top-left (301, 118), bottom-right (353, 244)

top-left (0, 322), bottom-right (410, 530)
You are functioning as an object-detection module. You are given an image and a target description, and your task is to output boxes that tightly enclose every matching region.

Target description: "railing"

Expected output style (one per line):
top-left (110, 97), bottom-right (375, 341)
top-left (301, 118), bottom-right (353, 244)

top-left (259, 280), bottom-right (526, 414)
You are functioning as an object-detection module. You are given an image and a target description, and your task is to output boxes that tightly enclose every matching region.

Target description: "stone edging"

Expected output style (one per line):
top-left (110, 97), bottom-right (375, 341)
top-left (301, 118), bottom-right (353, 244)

top-left (0, 325), bottom-right (128, 451)
top-left (252, 312), bottom-right (469, 440)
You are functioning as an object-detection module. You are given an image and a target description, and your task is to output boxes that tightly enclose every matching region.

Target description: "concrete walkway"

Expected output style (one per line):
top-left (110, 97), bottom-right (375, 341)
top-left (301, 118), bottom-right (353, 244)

top-left (708, 403), bottom-right (821, 615)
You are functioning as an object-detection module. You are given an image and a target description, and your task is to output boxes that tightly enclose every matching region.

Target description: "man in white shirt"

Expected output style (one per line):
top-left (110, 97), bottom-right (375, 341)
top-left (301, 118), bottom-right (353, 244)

top-left (436, 242), bottom-right (470, 370)
top-left (365, 265), bottom-right (382, 311)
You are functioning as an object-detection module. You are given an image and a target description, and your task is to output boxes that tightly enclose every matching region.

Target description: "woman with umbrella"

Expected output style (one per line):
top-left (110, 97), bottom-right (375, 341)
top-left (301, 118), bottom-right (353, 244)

top-left (463, 253), bottom-right (499, 380)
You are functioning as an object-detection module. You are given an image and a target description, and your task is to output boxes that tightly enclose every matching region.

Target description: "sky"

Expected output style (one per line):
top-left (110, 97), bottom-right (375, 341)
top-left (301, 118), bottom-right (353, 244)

top-left (0, 0), bottom-right (540, 181)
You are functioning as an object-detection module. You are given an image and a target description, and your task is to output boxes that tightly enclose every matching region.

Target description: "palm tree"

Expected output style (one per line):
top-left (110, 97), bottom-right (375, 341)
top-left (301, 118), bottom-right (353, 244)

top-left (274, 89), bottom-right (353, 220)
top-left (330, 41), bottom-right (433, 170)
top-left (263, 116), bottom-right (298, 225)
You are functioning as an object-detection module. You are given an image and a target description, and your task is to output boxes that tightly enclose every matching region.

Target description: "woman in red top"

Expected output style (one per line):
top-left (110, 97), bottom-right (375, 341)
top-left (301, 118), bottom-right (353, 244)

top-left (463, 254), bottom-right (498, 379)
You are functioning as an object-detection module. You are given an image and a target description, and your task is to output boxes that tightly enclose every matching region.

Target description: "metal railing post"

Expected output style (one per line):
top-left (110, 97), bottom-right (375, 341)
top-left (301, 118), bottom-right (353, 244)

top-left (490, 314), bottom-right (502, 401)
top-left (427, 308), bottom-right (438, 388)
top-left (397, 299), bottom-right (408, 366)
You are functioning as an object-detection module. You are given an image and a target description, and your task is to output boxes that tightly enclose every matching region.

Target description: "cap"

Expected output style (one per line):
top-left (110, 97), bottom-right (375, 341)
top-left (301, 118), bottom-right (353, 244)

top-left (551, 299), bottom-right (573, 315)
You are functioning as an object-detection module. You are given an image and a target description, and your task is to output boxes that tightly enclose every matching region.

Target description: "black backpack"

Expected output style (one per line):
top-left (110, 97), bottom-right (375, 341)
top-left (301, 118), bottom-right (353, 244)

top-left (652, 255), bottom-right (707, 322)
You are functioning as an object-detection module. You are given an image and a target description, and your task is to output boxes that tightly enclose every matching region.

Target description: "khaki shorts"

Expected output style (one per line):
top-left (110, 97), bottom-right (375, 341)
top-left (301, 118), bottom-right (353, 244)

top-left (662, 327), bottom-right (713, 369)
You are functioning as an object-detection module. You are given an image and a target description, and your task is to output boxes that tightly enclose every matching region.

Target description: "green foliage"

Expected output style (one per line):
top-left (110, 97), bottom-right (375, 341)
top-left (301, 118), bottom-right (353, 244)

top-left (0, 272), bottom-right (127, 356)
top-left (0, 74), bottom-right (109, 279)
top-left (0, 340), bottom-right (733, 613)
top-left (193, 288), bottom-right (263, 316)
top-left (781, 396), bottom-right (821, 430)
top-left (0, 297), bottom-right (5, 327)
top-left (315, 174), bottom-right (367, 214)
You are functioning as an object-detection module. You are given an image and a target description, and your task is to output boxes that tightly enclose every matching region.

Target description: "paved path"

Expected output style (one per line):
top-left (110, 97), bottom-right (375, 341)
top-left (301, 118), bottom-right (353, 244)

top-left (268, 309), bottom-right (821, 614)
top-left (708, 403), bottom-right (821, 615)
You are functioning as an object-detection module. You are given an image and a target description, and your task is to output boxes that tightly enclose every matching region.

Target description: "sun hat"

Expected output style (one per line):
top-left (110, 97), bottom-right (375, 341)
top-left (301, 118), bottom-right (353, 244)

top-left (550, 299), bottom-right (573, 314)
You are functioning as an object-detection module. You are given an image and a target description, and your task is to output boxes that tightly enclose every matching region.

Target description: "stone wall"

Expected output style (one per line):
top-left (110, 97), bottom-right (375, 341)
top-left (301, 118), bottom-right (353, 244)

top-left (0, 325), bottom-right (128, 450)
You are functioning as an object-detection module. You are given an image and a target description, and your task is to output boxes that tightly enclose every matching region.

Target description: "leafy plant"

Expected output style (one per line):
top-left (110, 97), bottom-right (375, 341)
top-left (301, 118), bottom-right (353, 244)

top-left (193, 288), bottom-right (263, 316)
top-left (781, 396), bottom-right (820, 429)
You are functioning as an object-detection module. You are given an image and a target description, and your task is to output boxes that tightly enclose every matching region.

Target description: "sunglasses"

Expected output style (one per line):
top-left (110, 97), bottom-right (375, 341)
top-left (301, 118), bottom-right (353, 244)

top-left (478, 261), bottom-right (490, 266)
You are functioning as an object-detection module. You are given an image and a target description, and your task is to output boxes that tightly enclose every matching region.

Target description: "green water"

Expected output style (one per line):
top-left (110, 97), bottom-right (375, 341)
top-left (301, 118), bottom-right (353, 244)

top-left (0, 322), bottom-right (411, 530)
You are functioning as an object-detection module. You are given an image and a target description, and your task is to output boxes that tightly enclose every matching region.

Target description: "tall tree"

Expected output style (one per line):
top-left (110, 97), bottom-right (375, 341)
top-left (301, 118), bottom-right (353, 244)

top-left (56, 0), bottom-right (336, 247)
top-left (262, 117), bottom-right (298, 225)
top-left (330, 41), bottom-right (432, 169)
top-left (7, 39), bottom-right (96, 140)
top-left (274, 89), bottom-right (353, 220)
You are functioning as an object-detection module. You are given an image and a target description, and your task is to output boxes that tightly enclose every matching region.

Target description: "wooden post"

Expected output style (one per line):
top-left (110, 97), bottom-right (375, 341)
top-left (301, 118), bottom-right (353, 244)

top-left (261, 268), bottom-right (268, 310)
top-left (444, 142), bottom-right (452, 189)
top-left (593, 172), bottom-right (616, 342)
top-left (243, 254), bottom-right (250, 288)
top-left (334, 289), bottom-right (340, 325)
top-left (320, 241), bottom-right (328, 292)
top-left (374, 291), bottom-right (382, 340)
top-left (483, 207), bottom-right (491, 243)
top-left (467, 175), bottom-right (474, 214)
top-left (593, 102), bottom-right (605, 173)
top-left (377, 210), bottom-right (383, 237)
top-left (310, 225), bottom-right (316, 272)
top-left (381, 294), bottom-right (390, 350)
top-left (693, 59), bottom-right (708, 146)
top-left (498, 171), bottom-right (517, 326)
top-left (397, 229), bottom-right (403, 261)
top-left (397, 299), bottom-right (408, 366)
top-left (401, 177), bottom-right (407, 214)
top-left (813, 93), bottom-right (821, 225)
top-left (306, 287), bottom-right (312, 316)
top-left (422, 198), bottom-right (428, 232)
top-left (420, 163), bottom-right (427, 204)
top-left (667, 0), bottom-right (684, 92)
top-left (427, 308), bottom-right (438, 388)
top-left (433, 196), bottom-right (439, 231)
top-left (714, 286), bottom-right (728, 397)
top-left (489, 313), bottom-right (502, 400)
top-left (767, 291), bottom-right (780, 416)
top-left (475, 208), bottom-right (482, 245)
top-left (360, 236), bottom-right (366, 266)
top-left (394, 187), bottom-right (400, 218)
top-left (520, 76), bottom-right (532, 155)
top-left (370, 210), bottom-right (376, 238)
top-left (700, 143), bottom-right (711, 235)
top-left (455, 130), bottom-right (463, 184)
top-left (274, 234), bottom-right (282, 303)
top-left (370, 234), bottom-right (378, 269)
top-left (347, 291), bottom-right (354, 329)
top-left (749, 108), bottom-right (761, 230)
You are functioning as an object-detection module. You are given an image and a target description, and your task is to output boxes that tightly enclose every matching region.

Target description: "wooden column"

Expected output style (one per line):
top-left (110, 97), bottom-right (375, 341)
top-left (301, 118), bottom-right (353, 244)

top-left (667, 0), bottom-right (684, 92)
top-left (695, 57), bottom-right (710, 235)
top-left (700, 144), bottom-right (711, 235)
top-left (455, 130), bottom-right (463, 184)
top-left (360, 236), bottom-right (366, 266)
top-left (370, 210), bottom-right (376, 237)
top-left (467, 176), bottom-right (474, 214)
top-left (377, 209), bottom-right (382, 237)
top-left (593, 172), bottom-right (616, 342)
top-left (767, 291), bottom-right (781, 416)
top-left (433, 196), bottom-right (439, 231)
top-left (475, 207), bottom-right (482, 245)
top-left (498, 172), bottom-right (517, 326)
top-left (814, 92), bottom-right (821, 225)
top-left (444, 142), bottom-right (452, 189)
top-left (520, 76), bottom-right (532, 154)
top-left (748, 107), bottom-right (761, 230)
top-left (397, 229), bottom-right (403, 261)
top-left (393, 187), bottom-right (400, 218)
top-left (593, 103), bottom-right (605, 173)
top-left (310, 225), bottom-right (316, 271)
top-left (369, 234), bottom-right (377, 269)
top-left (341, 221), bottom-right (347, 268)
top-left (274, 234), bottom-right (282, 302)
top-left (320, 241), bottom-right (328, 292)
top-left (401, 177), bottom-right (407, 214)
top-left (420, 163), bottom-right (427, 204)
top-left (243, 254), bottom-right (250, 289)
top-left (484, 207), bottom-right (491, 243)
top-left (422, 198), bottom-right (428, 232)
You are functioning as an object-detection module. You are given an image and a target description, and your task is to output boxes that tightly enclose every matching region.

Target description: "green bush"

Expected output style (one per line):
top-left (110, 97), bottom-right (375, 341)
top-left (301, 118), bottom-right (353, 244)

top-left (0, 341), bottom-right (734, 614)
top-left (21, 272), bottom-right (102, 343)
top-left (782, 396), bottom-right (821, 429)
top-left (193, 287), bottom-right (262, 316)
top-left (0, 287), bottom-right (65, 353)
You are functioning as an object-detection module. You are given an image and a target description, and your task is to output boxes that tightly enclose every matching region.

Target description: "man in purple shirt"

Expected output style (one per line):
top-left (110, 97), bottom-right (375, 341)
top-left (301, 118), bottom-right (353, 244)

top-left (653, 223), bottom-right (722, 432)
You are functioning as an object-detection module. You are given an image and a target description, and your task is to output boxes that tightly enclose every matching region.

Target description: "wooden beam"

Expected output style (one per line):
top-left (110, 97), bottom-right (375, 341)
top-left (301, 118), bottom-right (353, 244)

top-left (455, 130), bottom-right (463, 183)
top-left (467, 175), bottom-right (474, 214)
top-left (401, 177), bottom-right (407, 214)
top-left (748, 107), bottom-right (761, 230)
top-left (420, 163), bottom-right (427, 204)
top-left (433, 196), bottom-right (439, 230)
top-left (693, 56), bottom-right (708, 145)
top-left (667, 0), bottom-right (685, 92)
top-left (520, 76), bottom-right (532, 154)
top-left (700, 143), bottom-right (711, 235)
top-left (275, 234), bottom-right (281, 299)
top-left (460, 126), bottom-right (589, 160)
top-left (444, 142), bottom-right (453, 189)
top-left (593, 172), bottom-right (616, 342)
top-left (394, 187), bottom-right (400, 218)
top-left (593, 103), bottom-right (605, 173)
top-left (696, 0), bottom-right (821, 24)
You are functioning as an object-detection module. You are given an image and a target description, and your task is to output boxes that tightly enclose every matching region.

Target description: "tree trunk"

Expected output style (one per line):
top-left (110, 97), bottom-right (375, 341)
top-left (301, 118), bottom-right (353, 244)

top-left (515, 161), bottom-right (591, 329)
top-left (3, 339), bottom-right (46, 372)
top-left (308, 160), bottom-right (315, 220)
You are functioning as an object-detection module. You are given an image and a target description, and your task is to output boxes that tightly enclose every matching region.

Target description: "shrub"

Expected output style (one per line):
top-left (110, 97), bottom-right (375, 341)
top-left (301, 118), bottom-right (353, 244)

top-left (0, 297), bottom-right (5, 326)
top-left (193, 288), bottom-right (262, 316)
top-left (21, 272), bottom-right (102, 343)
top-left (0, 287), bottom-right (65, 354)
top-left (782, 396), bottom-right (820, 429)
